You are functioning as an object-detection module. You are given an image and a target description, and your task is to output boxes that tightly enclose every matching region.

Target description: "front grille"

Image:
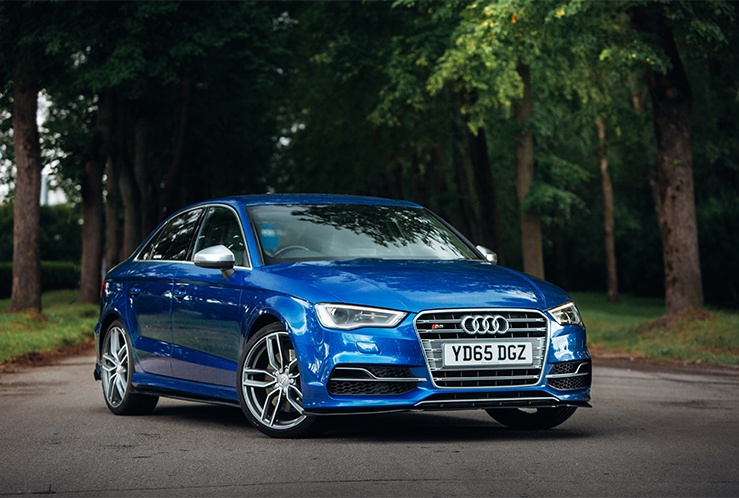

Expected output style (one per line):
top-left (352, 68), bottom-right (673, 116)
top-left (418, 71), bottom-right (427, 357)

top-left (327, 365), bottom-right (421, 397)
top-left (546, 359), bottom-right (591, 391)
top-left (328, 380), bottom-right (417, 396)
top-left (415, 309), bottom-right (548, 388)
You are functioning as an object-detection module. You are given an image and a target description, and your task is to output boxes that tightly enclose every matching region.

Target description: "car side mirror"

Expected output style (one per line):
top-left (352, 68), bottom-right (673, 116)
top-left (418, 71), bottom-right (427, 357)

top-left (194, 245), bottom-right (235, 278)
top-left (476, 245), bottom-right (498, 264)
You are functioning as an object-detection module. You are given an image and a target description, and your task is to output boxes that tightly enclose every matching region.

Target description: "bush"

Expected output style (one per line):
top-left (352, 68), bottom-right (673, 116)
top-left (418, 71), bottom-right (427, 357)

top-left (0, 261), bottom-right (80, 299)
top-left (0, 203), bottom-right (82, 262)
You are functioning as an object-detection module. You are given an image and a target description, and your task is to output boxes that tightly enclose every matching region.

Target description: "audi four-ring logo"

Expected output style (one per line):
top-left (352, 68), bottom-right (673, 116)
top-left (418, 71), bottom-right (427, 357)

top-left (461, 315), bottom-right (510, 335)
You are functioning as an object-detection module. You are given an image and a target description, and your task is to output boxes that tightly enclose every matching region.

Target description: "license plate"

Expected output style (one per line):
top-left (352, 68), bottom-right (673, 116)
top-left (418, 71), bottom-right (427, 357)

top-left (442, 341), bottom-right (533, 367)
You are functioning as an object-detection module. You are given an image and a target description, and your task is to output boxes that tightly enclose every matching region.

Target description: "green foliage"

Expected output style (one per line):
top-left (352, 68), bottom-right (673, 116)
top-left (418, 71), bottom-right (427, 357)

top-left (524, 155), bottom-right (590, 224)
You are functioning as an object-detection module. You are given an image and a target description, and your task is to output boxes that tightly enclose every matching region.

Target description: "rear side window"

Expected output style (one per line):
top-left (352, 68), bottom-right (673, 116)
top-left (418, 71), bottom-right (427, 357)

top-left (145, 208), bottom-right (203, 261)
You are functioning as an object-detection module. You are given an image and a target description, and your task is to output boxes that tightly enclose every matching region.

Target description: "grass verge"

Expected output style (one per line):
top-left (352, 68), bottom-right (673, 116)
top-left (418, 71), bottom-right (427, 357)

top-left (572, 292), bottom-right (739, 366)
top-left (0, 290), bottom-right (98, 364)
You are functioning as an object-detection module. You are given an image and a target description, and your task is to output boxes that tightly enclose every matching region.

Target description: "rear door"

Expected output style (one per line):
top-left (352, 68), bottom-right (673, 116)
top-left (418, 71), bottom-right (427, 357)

top-left (128, 208), bottom-right (204, 377)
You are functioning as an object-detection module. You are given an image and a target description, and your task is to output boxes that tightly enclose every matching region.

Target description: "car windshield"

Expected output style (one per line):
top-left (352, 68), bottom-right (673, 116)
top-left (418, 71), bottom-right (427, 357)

top-left (247, 204), bottom-right (478, 265)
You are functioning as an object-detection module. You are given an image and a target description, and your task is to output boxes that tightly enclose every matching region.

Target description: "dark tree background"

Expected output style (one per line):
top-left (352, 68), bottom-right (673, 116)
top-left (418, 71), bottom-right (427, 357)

top-left (1, 1), bottom-right (737, 318)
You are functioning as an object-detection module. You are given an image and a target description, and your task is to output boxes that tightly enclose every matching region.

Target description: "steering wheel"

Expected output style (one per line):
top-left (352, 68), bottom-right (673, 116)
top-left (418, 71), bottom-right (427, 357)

top-left (272, 245), bottom-right (311, 257)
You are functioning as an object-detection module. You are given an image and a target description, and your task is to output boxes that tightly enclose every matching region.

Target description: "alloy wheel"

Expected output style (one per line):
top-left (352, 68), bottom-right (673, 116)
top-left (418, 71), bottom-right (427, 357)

top-left (241, 330), bottom-right (306, 431)
top-left (101, 325), bottom-right (129, 408)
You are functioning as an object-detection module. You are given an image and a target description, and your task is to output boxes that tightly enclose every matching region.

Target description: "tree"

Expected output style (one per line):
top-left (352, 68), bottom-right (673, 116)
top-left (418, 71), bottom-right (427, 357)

top-left (42, 1), bottom-right (287, 303)
top-left (425, 1), bottom-right (600, 279)
top-left (9, 73), bottom-right (43, 313)
top-left (0, 2), bottom-right (62, 313)
top-left (630, 4), bottom-right (710, 318)
top-left (597, 117), bottom-right (619, 303)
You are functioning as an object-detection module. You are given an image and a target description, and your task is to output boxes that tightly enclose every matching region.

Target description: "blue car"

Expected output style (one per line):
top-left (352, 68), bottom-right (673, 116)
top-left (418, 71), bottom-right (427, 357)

top-left (94, 194), bottom-right (591, 437)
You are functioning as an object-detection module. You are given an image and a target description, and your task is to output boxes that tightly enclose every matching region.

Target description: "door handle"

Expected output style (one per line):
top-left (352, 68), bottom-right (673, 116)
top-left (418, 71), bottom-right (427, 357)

top-left (129, 287), bottom-right (141, 297)
top-left (173, 288), bottom-right (187, 300)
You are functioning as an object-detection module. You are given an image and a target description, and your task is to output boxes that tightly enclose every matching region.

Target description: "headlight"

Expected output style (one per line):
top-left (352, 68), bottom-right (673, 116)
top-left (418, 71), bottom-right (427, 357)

top-left (315, 304), bottom-right (407, 330)
top-left (549, 302), bottom-right (583, 326)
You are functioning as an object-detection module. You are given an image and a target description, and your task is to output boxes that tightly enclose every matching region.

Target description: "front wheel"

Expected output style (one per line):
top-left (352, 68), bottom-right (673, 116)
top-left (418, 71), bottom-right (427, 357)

top-left (237, 323), bottom-right (324, 438)
top-left (100, 320), bottom-right (158, 415)
top-left (486, 406), bottom-right (577, 430)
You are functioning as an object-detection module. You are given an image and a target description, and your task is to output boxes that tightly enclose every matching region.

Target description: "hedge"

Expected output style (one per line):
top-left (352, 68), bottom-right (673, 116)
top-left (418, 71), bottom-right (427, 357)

top-left (0, 261), bottom-right (81, 299)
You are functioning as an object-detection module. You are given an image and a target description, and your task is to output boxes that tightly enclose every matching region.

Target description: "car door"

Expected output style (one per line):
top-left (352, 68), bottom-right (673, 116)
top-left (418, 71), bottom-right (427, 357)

top-left (170, 205), bottom-right (247, 386)
top-left (128, 207), bottom-right (204, 377)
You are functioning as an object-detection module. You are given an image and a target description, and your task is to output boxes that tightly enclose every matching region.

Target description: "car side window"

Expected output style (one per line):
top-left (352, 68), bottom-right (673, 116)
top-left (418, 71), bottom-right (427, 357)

top-left (193, 206), bottom-right (248, 266)
top-left (147, 208), bottom-right (204, 261)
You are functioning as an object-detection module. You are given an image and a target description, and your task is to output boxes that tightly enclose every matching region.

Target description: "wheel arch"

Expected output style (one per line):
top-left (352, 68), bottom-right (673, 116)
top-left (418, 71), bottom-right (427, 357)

top-left (244, 294), bottom-right (312, 344)
top-left (98, 312), bottom-right (124, 357)
top-left (247, 312), bottom-right (283, 343)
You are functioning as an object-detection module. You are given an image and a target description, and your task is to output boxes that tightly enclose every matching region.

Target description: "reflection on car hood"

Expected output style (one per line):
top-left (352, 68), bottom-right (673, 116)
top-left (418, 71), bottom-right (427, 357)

top-left (261, 259), bottom-right (570, 312)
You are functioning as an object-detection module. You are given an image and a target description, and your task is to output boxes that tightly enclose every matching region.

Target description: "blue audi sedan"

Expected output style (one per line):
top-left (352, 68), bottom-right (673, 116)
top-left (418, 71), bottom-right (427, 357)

top-left (94, 194), bottom-right (591, 437)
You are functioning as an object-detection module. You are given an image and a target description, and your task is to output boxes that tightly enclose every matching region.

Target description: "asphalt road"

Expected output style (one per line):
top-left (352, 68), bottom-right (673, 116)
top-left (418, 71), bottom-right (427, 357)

top-left (1, 351), bottom-right (737, 497)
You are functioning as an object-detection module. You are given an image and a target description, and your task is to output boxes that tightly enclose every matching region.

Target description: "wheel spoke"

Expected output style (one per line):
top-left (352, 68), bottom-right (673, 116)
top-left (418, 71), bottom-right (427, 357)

top-left (115, 374), bottom-right (126, 399)
top-left (102, 353), bottom-right (117, 371)
top-left (242, 368), bottom-right (277, 388)
top-left (117, 348), bottom-right (128, 365)
top-left (265, 335), bottom-right (283, 372)
top-left (106, 373), bottom-right (117, 399)
top-left (286, 386), bottom-right (304, 413)
top-left (268, 391), bottom-right (283, 427)
top-left (260, 389), bottom-right (280, 424)
top-left (110, 329), bottom-right (120, 355)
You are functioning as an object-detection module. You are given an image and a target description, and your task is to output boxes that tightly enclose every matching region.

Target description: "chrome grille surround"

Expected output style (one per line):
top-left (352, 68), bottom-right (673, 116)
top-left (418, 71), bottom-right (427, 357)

top-left (414, 309), bottom-right (549, 389)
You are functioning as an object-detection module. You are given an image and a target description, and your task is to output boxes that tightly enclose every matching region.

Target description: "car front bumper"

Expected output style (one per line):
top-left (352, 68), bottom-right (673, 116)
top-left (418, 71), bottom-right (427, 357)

top-left (296, 311), bottom-right (592, 414)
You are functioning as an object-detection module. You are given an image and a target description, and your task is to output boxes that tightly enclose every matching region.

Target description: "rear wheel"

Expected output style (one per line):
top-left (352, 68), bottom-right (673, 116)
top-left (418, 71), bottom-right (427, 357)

top-left (100, 320), bottom-right (158, 415)
top-left (238, 323), bottom-right (324, 438)
top-left (486, 406), bottom-right (577, 430)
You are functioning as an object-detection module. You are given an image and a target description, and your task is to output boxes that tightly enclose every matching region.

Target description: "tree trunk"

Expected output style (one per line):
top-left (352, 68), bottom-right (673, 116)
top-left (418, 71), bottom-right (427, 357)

top-left (160, 78), bottom-right (193, 218)
top-left (551, 225), bottom-right (568, 289)
top-left (514, 63), bottom-right (544, 279)
top-left (133, 117), bottom-right (157, 240)
top-left (104, 156), bottom-right (121, 272)
top-left (118, 152), bottom-right (142, 259)
top-left (453, 131), bottom-right (483, 244)
top-left (9, 76), bottom-right (42, 314)
top-left (635, 14), bottom-right (704, 319)
top-left (79, 90), bottom-right (113, 304)
top-left (597, 117), bottom-right (619, 303)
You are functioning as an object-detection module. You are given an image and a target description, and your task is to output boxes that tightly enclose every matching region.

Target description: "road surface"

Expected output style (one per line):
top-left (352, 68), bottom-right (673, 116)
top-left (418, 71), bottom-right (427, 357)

top-left (1, 350), bottom-right (737, 496)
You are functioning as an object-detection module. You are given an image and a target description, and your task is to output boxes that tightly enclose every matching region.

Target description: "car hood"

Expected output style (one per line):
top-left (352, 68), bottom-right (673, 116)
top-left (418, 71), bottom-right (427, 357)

top-left (261, 259), bottom-right (570, 312)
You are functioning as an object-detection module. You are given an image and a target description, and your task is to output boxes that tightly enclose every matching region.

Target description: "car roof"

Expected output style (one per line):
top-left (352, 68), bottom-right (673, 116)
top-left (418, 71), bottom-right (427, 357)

top-left (206, 194), bottom-right (423, 209)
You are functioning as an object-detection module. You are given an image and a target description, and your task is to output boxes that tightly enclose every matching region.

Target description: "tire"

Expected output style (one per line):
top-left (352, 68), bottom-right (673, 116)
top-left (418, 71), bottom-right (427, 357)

top-left (237, 323), bottom-right (324, 438)
top-left (100, 320), bottom-right (159, 416)
top-left (486, 406), bottom-right (577, 430)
